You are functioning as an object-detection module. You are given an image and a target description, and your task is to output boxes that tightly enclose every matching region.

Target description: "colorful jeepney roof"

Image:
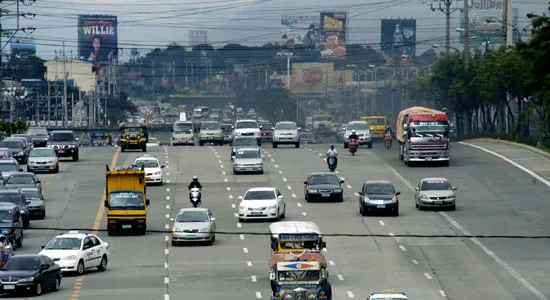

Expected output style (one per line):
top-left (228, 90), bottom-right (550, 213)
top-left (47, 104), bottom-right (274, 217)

top-left (277, 261), bottom-right (321, 271)
top-left (269, 252), bottom-right (327, 269)
top-left (269, 221), bottom-right (322, 240)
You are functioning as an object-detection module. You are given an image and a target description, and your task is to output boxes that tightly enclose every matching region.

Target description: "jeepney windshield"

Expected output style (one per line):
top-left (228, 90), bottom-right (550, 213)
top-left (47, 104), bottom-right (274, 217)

top-left (279, 239), bottom-right (321, 250)
top-left (108, 191), bottom-right (144, 210)
top-left (121, 127), bottom-right (145, 134)
top-left (367, 118), bottom-right (386, 125)
top-left (278, 270), bottom-right (320, 282)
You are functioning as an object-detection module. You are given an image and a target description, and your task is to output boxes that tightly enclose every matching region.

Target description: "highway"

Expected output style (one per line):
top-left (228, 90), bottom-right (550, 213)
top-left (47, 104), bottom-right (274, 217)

top-left (14, 140), bottom-right (550, 299)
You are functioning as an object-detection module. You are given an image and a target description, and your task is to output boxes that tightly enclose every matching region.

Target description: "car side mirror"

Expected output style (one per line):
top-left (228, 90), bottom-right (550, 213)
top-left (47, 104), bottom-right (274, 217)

top-left (146, 199), bottom-right (150, 205)
top-left (396, 192), bottom-right (401, 196)
top-left (36, 180), bottom-right (41, 183)
top-left (358, 192), bottom-right (364, 195)
top-left (231, 126), bottom-right (235, 129)
top-left (303, 181), bottom-right (308, 184)
top-left (259, 126), bottom-right (263, 129)
top-left (41, 245), bottom-right (45, 249)
top-left (41, 264), bottom-right (49, 271)
top-left (414, 187), bottom-right (420, 191)
top-left (189, 129), bottom-right (193, 133)
top-left (277, 195), bottom-right (283, 199)
top-left (104, 200), bottom-right (109, 208)
top-left (75, 137), bottom-right (80, 141)
top-left (161, 165), bottom-right (165, 168)
top-left (452, 187), bottom-right (457, 191)
top-left (238, 196), bottom-right (243, 200)
top-left (210, 217), bottom-right (216, 222)
top-left (231, 156), bottom-right (235, 160)
top-left (297, 127), bottom-right (301, 130)
top-left (340, 179), bottom-right (345, 183)
top-left (403, 124), bottom-right (408, 130)
top-left (321, 241), bottom-right (327, 249)
top-left (169, 217), bottom-right (175, 222)
top-left (26, 200), bottom-right (31, 204)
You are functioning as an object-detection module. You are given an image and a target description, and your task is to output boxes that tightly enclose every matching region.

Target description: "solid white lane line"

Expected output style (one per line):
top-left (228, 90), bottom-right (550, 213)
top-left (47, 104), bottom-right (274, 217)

top-left (164, 277), bottom-right (169, 284)
top-left (399, 245), bottom-right (407, 252)
top-left (424, 272), bottom-right (433, 280)
top-left (439, 290), bottom-right (447, 297)
top-left (237, 223), bottom-right (242, 228)
top-left (226, 187), bottom-right (231, 191)
top-left (251, 275), bottom-right (257, 282)
top-left (412, 259), bottom-right (419, 265)
top-left (329, 260), bottom-right (335, 266)
top-left (378, 220), bottom-right (385, 226)
top-left (297, 203), bottom-right (302, 207)
top-left (256, 292), bottom-right (262, 299)
top-left (287, 185), bottom-right (292, 190)
top-left (337, 274), bottom-right (344, 281)
top-left (346, 184), bottom-right (352, 189)
top-left (302, 212), bottom-right (307, 216)
top-left (247, 261), bottom-right (253, 267)
top-left (243, 248), bottom-right (248, 253)
top-left (231, 204), bottom-right (236, 208)
top-left (384, 156), bottom-right (549, 300)
top-left (234, 213), bottom-right (239, 217)
top-left (283, 177), bottom-right (288, 182)
top-left (346, 291), bottom-right (354, 298)
top-left (240, 234), bottom-right (245, 240)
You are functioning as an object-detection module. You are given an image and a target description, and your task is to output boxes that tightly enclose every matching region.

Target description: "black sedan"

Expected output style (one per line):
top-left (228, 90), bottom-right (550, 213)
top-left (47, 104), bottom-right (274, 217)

top-left (304, 172), bottom-right (345, 202)
top-left (0, 254), bottom-right (62, 296)
top-left (358, 181), bottom-right (400, 216)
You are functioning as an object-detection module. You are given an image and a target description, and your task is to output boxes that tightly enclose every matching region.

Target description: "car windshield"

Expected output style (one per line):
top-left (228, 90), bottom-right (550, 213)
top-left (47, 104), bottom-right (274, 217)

top-left (235, 150), bottom-right (260, 159)
top-left (0, 211), bottom-right (12, 223)
top-left (365, 184), bottom-right (395, 195)
top-left (173, 123), bottom-right (193, 132)
top-left (347, 123), bottom-right (370, 130)
top-left (276, 123), bottom-right (297, 130)
top-left (1, 256), bottom-right (41, 271)
top-left (0, 194), bottom-right (23, 206)
top-left (244, 190), bottom-right (275, 200)
top-left (421, 180), bottom-right (452, 190)
top-left (7, 175), bottom-right (34, 185)
top-left (50, 133), bottom-right (74, 142)
top-left (260, 123), bottom-right (272, 128)
top-left (0, 141), bottom-right (23, 149)
top-left (236, 121), bottom-right (258, 129)
top-left (0, 163), bottom-right (18, 172)
top-left (367, 118), bottom-right (385, 125)
top-left (176, 211), bottom-right (208, 222)
top-left (21, 190), bottom-right (41, 200)
top-left (135, 159), bottom-right (159, 168)
top-left (30, 148), bottom-right (56, 157)
top-left (108, 191), bottom-right (144, 209)
top-left (202, 123), bottom-right (220, 130)
top-left (233, 138), bottom-right (257, 146)
top-left (277, 270), bottom-right (320, 282)
top-left (27, 128), bottom-right (48, 136)
top-left (309, 175), bottom-right (339, 185)
top-left (222, 125), bottom-right (232, 133)
top-left (45, 237), bottom-right (82, 250)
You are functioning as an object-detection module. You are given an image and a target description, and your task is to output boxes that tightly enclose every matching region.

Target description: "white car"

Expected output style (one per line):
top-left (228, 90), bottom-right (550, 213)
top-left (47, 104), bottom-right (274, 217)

top-left (39, 231), bottom-right (110, 275)
top-left (272, 121), bottom-right (300, 148)
top-left (233, 119), bottom-right (261, 141)
top-left (146, 137), bottom-right (160, 147)
top-left (238, 187), bottom-right (286, 221)
top-left (134, 155), bottom-right (165, 185)
top-left (367, 290), bottom-right (408, 300)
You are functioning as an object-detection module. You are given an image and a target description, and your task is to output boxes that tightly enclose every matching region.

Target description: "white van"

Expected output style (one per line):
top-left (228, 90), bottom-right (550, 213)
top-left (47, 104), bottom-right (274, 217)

top-left (171, 121), bottom-right (195, 146)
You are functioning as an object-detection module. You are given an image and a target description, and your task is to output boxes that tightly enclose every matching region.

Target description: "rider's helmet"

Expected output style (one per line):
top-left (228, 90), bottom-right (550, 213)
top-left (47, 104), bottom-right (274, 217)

top-left (330, 144), bottom-right (335, 149)
top-left (351, 130), bottom-right (356, 134)
top-left (192, 176), bottom-right (198, 181)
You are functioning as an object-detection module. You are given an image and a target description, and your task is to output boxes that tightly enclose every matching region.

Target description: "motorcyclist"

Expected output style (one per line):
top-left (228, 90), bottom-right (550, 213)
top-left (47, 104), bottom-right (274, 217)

top-left (326, 144), bottom-right (338, 167)
top-left (188, 176), bottom-right (202, 190)
top-left (384, 126), bottom-right (393, 137)
top-left (348, 130), bottom-right (359, 141)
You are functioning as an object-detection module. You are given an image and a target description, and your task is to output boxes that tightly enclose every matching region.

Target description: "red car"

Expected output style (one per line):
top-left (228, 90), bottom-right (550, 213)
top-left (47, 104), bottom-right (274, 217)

top-left (259, 121), bottom-right (273, 142)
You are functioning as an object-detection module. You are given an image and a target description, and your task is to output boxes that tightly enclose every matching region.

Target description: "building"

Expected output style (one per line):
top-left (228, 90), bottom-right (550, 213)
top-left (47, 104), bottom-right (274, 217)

top-left (45, 59), bottom-right (96, 93)
top-left (189, 30), bottom-right (208, 46)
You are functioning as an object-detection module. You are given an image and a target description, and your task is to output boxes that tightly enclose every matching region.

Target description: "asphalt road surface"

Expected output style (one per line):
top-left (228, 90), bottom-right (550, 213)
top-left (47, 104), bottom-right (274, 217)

top-left (12, 139), bottom-right (550, 300)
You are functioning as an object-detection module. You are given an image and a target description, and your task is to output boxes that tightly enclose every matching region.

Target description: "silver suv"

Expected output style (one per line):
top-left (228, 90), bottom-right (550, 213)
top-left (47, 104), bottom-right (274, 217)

top-left (199, 121), bottom-right (223, 146)
top-left (273, 121), bottom-right (300, 148)
top-left (344, 121), bottom-right (373, 148)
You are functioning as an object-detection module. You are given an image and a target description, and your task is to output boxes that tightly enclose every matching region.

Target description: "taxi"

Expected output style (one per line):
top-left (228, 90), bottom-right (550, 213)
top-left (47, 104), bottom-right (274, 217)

top-left (366, 290), bottom-right (408, 300)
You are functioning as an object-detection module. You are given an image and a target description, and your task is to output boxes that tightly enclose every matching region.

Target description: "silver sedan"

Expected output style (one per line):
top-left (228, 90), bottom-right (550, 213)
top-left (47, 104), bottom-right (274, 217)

top-left (27, 148), bottom-right (59, 173)
top-left (415, 177), bottom-right (457, 210)
top-left (170, 208), bottom-right (216, 246)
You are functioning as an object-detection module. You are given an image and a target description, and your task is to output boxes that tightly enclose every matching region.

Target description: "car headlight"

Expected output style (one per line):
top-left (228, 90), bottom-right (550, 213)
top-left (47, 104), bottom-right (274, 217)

top-left (334, 188), bottom-right (343, 193)
top-left (199, 228), bottom-right (209, 232)
top-left (308, 189), bottom-right (318, 193)
top-left (154, 171), bottom-right (161, 175)
top-left (419, 194), bottom-right (429, 200)
top-left (391, 196), bottom-right (398, 202)
top-left (47, 161), bottom-right (54, 164)
top-left (62, 255), bottom-right (77, 261)
top-left (19, 277), bottom-right (34, 283)
top-left (126, 135), bottom-right (131, 139)
top-left (239, 205), bottom-right (246, 210)
top-left (268, 205), bottom-right (277, 209)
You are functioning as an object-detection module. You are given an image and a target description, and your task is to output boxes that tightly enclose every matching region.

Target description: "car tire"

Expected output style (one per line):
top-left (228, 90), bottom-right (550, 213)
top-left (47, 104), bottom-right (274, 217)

top-left (16, 231), bottom-right (23, 248)
top-left (394, 206), bottom-right (399, 216)
top-left (41, 209), bottom-right (46, 220)
top-left (98, 255), bottom-right (108, 271)
top-left (449, 204), bottom-right (456, 211)
top-left (305, 193), bottom-right (309, 202)
top-left (272, 143), bottom-right (277, 148)
top-left (34, 282), bottom-right (42, 296)
top-left (107, 228), bottom-right (115, 236)
top-left (339, 195), bottom-right (344, 202)
top-left (73, 153), bottom-right (79, 162)
top-left (281, 205), bottom-right (286, 218)
top-left (171, 240), bottom-right (178, 246)
top-left (368, 142), bottom-right (373, 149)
top-left (54, 164), bottom-right (59, 173)
top-left (52, 277), bottom-right (60, 291)
top-left (26, 167), bottom-right (32, 173)
top-left (76, 260), bottom-right (85, 275)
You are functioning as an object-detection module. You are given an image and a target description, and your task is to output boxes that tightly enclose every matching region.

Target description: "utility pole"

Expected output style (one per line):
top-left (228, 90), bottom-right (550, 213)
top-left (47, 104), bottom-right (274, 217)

top-left (47, 82), bottom-right (51, 124)
top-left (430, 0), bottom-right (462, 54)
top-left (503, 0), bottom-right (513, 47)
top-left (62, 41), bottom-right (68, 126)
top-left (151, 61), bottom-right (155, 102)
top-left (463, 0), bottom-right (470, 64)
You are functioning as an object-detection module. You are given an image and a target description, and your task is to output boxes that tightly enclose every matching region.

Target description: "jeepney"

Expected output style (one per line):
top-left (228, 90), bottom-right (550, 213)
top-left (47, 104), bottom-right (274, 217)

top-left (269, 221), bottom-right (331, 300)
top-left (119, 122), bottom-right (148, 152)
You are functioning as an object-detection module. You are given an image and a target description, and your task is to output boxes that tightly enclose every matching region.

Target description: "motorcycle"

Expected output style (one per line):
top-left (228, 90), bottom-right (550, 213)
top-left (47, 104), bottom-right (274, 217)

top-left (327, 156), bottom-right (337, 172)
top-left (189, 187), bottom-right (202, 208)
top-left (384, 133), bottom-right (392, 150)
top-left (349, 138), bottom-right (358, 156)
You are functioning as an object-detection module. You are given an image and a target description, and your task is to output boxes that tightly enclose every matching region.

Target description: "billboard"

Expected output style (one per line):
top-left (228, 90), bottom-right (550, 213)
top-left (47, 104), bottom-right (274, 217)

top-left (291, 62), bottom-right (335, 95)
top-left (11, 37), bottom-right (36, 58)
top-left (280, 16), bottom-right (320, 48)
top-left (380, 19), bottom-right (416, 66)
top-left (467, 0), bottom-right (504, 44)
top-left (320, 11), bottom-right (347, 58)
top-left (78, 15), bottom-right (118, 64)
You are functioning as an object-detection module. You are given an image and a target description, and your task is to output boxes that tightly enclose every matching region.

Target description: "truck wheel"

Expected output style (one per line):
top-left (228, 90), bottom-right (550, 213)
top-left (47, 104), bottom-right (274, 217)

top-left (142, 145), bottom-right (147, 152)
top-left (107, 228), bottom-right (115, 236)
top-left (121, 145), bottom-right (126, 152)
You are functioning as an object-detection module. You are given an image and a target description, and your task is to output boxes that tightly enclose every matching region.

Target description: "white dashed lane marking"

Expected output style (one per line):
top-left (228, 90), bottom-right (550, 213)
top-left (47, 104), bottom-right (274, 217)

top-left (166, 196), bottom-right (170, 200)
top-left (229, 195), bottom-right (234, 199)
top-left (297, 203), bottom-right (302, 207)
top-left (166, 188), bottom-right (170, 192)
top-left (251, 275), bottom-right (257, 282)
top-left (287, 185), bottom-right (292, 190)
top-left (424, 272), bottom-right (433, 280)
top-left (239, 234), bottom-right (245, 240)
top-left (412, 259), bottom-right (419, 265)
top-left (224, 178), bottom-right (228, 182)
top-left (234, 213), bottom-right (239, 218)
top-left (399, 245), bottom-right (406, 252)
top-left (283, 178), bottom-right (287, 182)
top-left (226, 187), bottom-right (231, 191)
top-left (247, 261), bottom-right (253, 267)
top-left (439, 290), bottom-right (447, 297)
top-left (237, 223), bottom-right (242, 228)
top-left (231, 204), bottom-right (236, 208)
top-left (164, 224), bottom-right (169, 230)
top-left (346, 291), bottom-right (354, 298)
top-left (337, 274), bottom-right (344, 281)
top-left (256, 292), bottom-right (262, 299)
top-left (346, 184), bottom-right (352, 189)
top-left (278, 170), bottom-right (283, 174)
top-left (328, 260), bottom-right (335, 266)
top-left (302, 212), bottom-right (307, 216)
top-left (378, 220), bottom-right (385, 226)
top-left (291, 194), bottom-right (296, 198)
top-left (243, 248), bottom-right (248, 253)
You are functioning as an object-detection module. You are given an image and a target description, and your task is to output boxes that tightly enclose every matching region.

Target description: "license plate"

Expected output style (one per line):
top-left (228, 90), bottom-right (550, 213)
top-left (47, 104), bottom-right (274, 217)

top-left (425, 157), bottom-right (433, 161)
top-left (251, 212), bottom-right (262, 215)
top-left (186, 235), bottom-right (197, 239)
top-left (434, 201), bottom-right (443, 205)
top-left (322, 193), bottom-right (330, 197)
top-left (246, 168), bottom-right (254, 171)
top-left (58, 150), bottom-right (65, 154)
top-left (122, 224), bottom-right (132, 229)
top-left (376, 205), bottom-right (386, 208)
top-left (3, 285), bottom-right (15, 290)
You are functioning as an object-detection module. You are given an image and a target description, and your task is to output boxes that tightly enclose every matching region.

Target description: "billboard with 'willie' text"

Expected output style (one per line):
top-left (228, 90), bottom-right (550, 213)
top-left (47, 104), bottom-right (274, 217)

top-left (78, 15), bottom-right (118, 64)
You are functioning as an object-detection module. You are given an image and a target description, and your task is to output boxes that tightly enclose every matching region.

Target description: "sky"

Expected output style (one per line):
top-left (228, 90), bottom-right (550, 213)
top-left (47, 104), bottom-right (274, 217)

top-left (2, 0), bottom-right (548, 61)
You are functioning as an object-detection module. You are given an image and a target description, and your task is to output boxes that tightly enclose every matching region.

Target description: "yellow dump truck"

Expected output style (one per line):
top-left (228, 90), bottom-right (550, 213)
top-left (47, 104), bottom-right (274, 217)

top-left (104, 165), bottom-right (150, 236)
top-left (361, 116), bottom-right (387, 139)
